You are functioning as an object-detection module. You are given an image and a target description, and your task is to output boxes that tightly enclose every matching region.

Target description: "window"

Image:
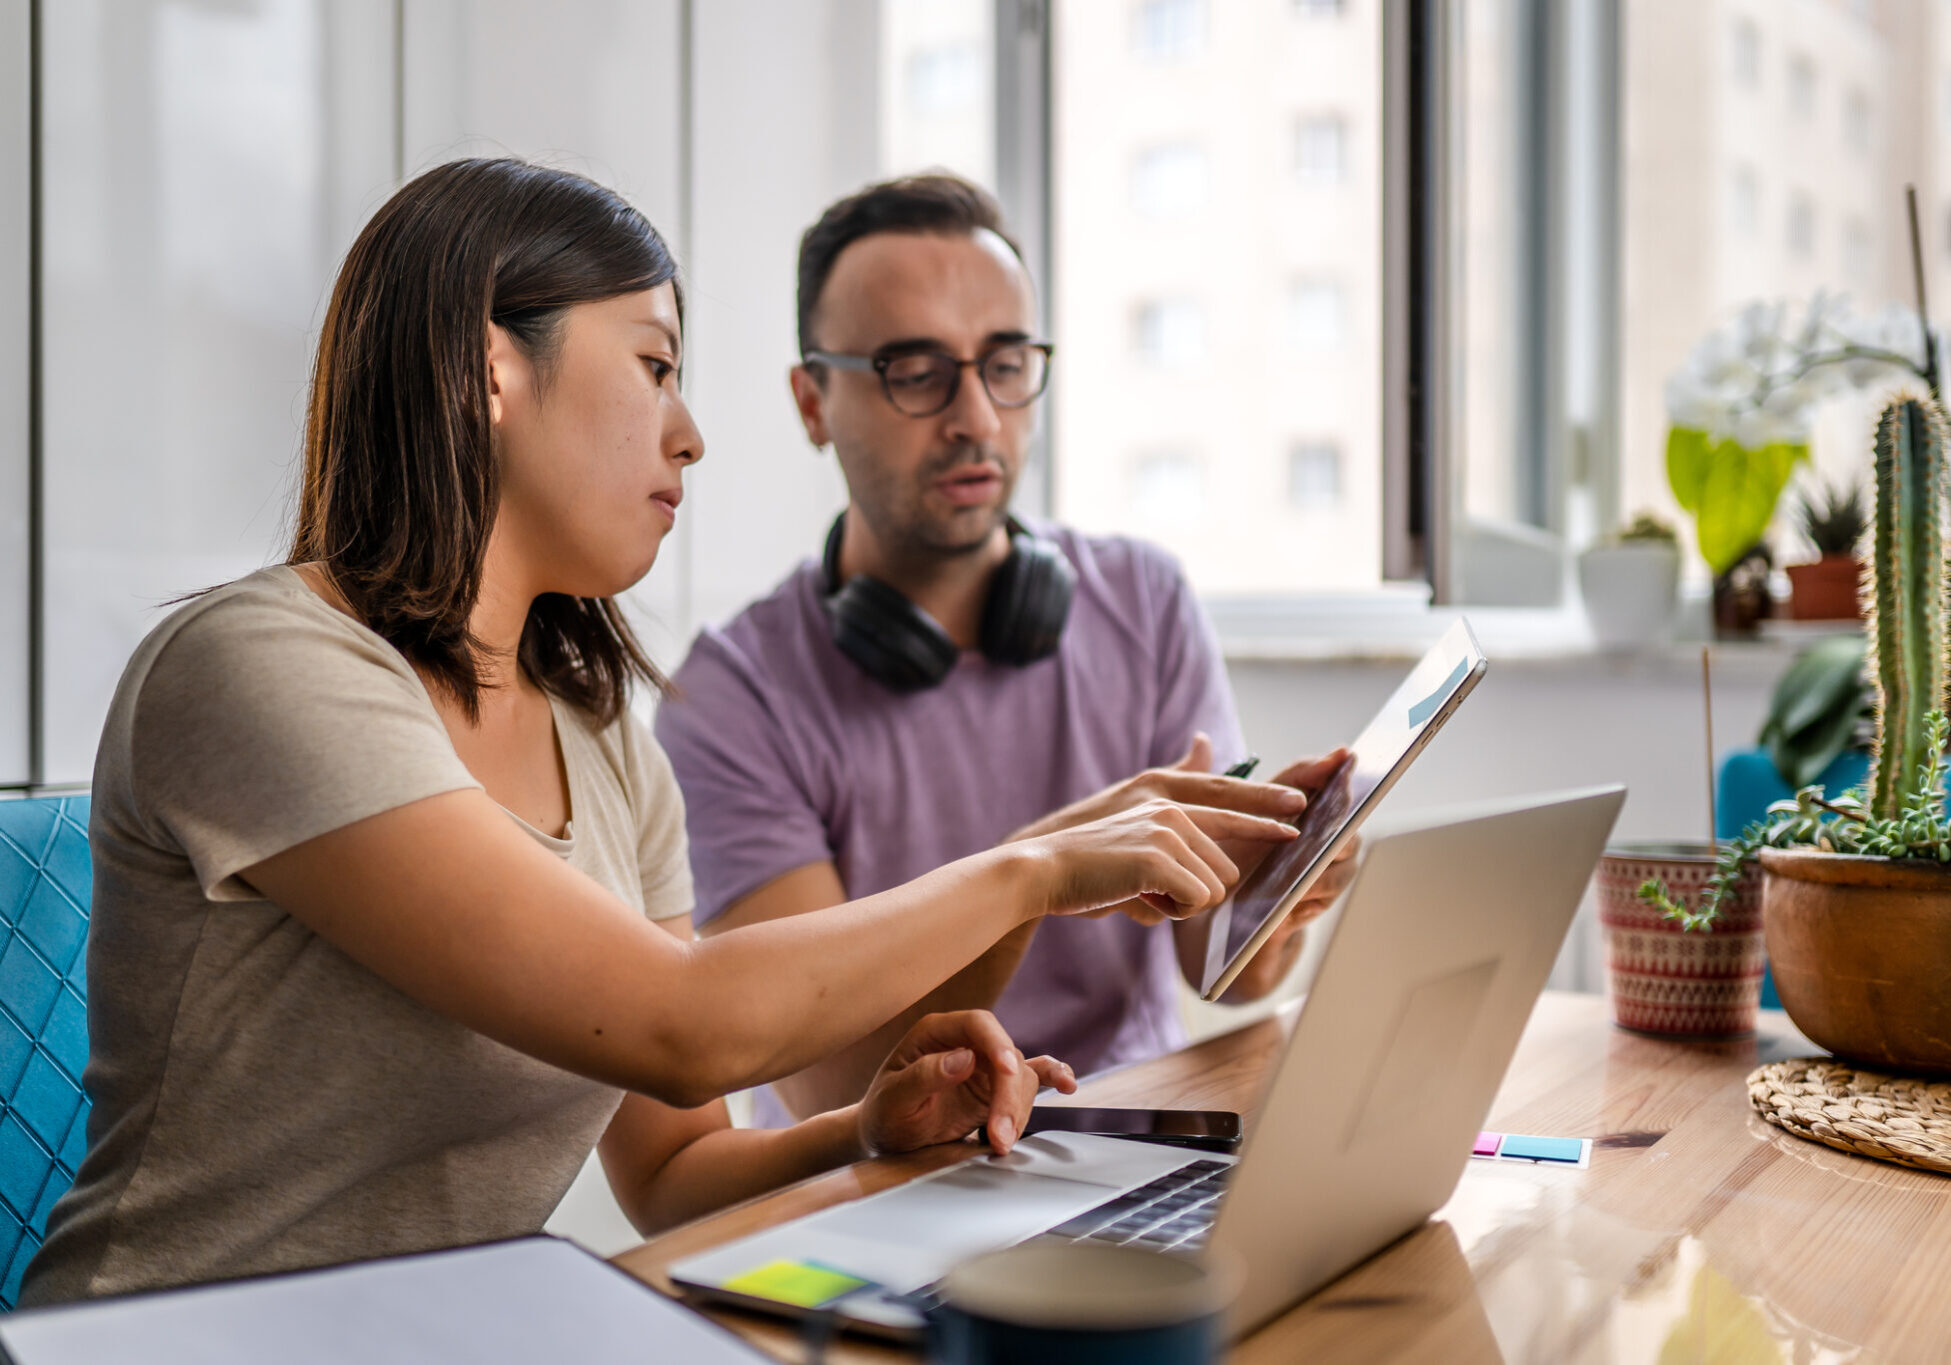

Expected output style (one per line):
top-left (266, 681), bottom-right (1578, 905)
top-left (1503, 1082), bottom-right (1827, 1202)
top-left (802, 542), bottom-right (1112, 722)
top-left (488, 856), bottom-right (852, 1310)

top-left (1293, 113), bottom-right (1348, 185)
top-left (1787, 191), bottom-right (1816, 258)
top-left (1616, 0), bottom-right (1926, 576)
top-left (1053, 2), bottom-right (1382, 594)
top-left (1844, 218), bottom-right (1873, 282)
top-left (1788, 53), bottom-right (1816, 119)
top-left (1291, 0), bottom-right (1344, 17)
top-left (1844, 89), bottom-right (1873, 153)
top-left (1730, 17), bottom-right (1761, 88)
top-left (1130, 450), bottom-right (1206, 524)
top-left (1132, 0), bottom-right (1205, 61)
top-left (879, 0), bottom-right (996, 188)
top-left (1286, 278), bottom-right (1347, 350)
top-left (905, 44), bottom-right (983, 117)
top-left (1729, 164), bottom-right (1759, 236)
top-left (1287, 442), bottom-right (1342, 509)
top-left (1132, 299), bottom-right (1207, 367)
top-left (1130, 143), bottom-right (1209, 219)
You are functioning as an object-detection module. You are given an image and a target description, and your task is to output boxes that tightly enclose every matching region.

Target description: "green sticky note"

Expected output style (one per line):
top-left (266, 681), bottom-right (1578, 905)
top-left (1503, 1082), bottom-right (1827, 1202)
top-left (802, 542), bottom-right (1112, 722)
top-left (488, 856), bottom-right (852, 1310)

top-left (721, 1259), bottom-right (872, 1309)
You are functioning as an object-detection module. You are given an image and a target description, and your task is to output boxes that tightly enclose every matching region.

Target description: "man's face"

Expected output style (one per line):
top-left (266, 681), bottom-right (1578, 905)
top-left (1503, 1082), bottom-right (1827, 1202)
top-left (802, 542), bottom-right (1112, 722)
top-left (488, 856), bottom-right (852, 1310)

top-left (793, 229), bottom-right (1039, 559)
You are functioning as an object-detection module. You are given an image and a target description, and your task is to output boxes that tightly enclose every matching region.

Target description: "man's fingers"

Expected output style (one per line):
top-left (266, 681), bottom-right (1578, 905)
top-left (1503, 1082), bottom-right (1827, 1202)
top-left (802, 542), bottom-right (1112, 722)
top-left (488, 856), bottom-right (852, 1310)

top-left (1272, 748), bottom-right (1352, 793)
top-left (1173, 732), bottom-right (1215, 774)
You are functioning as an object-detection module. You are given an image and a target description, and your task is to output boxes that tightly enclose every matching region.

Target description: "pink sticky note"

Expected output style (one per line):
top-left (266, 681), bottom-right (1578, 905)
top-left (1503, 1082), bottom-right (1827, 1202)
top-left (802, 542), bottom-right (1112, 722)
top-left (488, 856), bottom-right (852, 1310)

top-left (1472, 1131), bottom-right (1501, 1157)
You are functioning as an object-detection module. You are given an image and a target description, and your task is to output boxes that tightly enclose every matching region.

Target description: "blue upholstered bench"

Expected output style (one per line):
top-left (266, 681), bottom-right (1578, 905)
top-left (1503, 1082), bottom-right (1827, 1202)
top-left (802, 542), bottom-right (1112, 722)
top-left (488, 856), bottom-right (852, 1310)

top-left (0, 795), bottom-right (92, 1310)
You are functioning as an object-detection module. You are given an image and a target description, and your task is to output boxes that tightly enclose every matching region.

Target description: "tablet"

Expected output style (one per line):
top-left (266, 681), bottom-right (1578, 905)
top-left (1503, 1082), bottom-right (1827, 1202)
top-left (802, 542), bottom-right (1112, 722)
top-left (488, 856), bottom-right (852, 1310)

top-left (1189, 619), bottom-right (1487, 1001)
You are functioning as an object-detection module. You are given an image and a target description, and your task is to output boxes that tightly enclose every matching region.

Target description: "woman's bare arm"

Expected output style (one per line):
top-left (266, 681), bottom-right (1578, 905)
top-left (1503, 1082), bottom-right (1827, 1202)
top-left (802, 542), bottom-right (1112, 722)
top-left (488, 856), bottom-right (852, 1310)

top-left (240, 787), bottom-right (1291, 1107)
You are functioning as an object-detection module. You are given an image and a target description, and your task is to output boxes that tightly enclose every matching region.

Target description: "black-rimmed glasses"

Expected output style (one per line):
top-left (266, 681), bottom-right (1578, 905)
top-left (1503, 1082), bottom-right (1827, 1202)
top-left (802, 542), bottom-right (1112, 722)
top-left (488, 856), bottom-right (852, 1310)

top-left (802, 342), bottom-right (1054, 418)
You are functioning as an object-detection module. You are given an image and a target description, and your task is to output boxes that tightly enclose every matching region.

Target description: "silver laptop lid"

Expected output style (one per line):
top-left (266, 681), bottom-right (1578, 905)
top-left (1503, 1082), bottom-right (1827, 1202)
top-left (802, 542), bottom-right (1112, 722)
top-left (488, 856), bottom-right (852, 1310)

top-left (1212, 785), bottom-right (1625, 1338)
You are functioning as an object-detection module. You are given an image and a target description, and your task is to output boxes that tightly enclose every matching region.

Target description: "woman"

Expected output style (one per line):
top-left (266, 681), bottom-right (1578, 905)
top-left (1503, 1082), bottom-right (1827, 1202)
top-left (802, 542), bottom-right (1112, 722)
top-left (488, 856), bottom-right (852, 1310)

top-left (22, 159), bottom-right (1297, 1305)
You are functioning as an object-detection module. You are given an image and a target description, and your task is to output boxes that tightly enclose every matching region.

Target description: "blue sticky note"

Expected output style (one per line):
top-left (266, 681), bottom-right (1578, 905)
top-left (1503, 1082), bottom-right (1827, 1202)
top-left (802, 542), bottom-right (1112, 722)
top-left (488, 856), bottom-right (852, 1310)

top-left (1499, 1134), bottom-right (1582, 1164)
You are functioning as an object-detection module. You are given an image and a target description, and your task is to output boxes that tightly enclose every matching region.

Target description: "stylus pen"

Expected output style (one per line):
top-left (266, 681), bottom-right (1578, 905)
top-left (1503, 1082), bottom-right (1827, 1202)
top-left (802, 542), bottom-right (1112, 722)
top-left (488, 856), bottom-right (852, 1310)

top-left (1224, 756), bottom-right (1260, 779)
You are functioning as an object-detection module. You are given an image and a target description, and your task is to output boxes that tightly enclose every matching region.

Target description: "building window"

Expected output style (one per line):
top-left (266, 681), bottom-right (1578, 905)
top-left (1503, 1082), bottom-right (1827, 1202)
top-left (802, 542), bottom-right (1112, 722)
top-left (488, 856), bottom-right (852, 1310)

top-left (1844, 218), bottom-right (1873, 281)
top-left (1133, 298), bottom-right (1207, 366)
top-left (1787, 191), bottom-right (1817, 258)
top-left (1131, 0), bottom-right (1205, 60)
top-left (1730, 17), bottom-right (1761, 88)
top-left (1130, 142), bottom-right (1209, 218)
top-left (1291, 0), bottom-right (1344, 16)
top-left (904, 43), bottom-right (983, 117)
top-left (1293, 113), bottom-right (1348, 185)
top-left (1286, 278), bottom-right (1347, 350)
top-left (1729, 164), bottom-right (1759, 237)
top-left (1288, 441), bottom-right (1342, 509)
top-left (1788, 53), bottom-right (1816, 119)
top-left (1845, 89), bottom-right (1874, 153)
top-left (1130, 450), bottom-right (1206, 523)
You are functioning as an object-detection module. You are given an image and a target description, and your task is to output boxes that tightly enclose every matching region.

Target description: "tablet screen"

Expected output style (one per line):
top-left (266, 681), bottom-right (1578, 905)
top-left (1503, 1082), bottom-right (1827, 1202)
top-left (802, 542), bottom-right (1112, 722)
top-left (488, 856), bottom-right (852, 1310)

top-left (1194, 620), bottom-right (1485, 999)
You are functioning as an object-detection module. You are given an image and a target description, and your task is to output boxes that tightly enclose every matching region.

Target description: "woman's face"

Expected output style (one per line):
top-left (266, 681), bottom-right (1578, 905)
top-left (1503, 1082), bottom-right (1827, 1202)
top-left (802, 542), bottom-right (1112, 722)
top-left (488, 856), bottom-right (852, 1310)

top-left (486, 283), bottom-right (702, 600)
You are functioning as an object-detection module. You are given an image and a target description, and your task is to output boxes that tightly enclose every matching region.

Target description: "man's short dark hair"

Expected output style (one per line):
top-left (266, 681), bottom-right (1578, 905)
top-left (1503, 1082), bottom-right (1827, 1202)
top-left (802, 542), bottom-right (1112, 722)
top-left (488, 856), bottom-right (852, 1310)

top-left (796, 173), bottom-right (1023, 358)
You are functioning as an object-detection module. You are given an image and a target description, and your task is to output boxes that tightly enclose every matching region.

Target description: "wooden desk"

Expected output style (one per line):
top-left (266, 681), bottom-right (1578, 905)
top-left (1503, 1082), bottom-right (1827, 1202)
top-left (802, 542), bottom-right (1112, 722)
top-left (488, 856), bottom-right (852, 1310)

top-left (614, 992), bottom-right (1951, 1362)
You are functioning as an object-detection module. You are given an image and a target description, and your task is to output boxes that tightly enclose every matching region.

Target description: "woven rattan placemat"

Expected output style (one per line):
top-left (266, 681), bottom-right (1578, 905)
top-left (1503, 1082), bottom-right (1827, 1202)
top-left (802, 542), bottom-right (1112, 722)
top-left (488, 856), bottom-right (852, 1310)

top-left (1748, 1058), bottom-right (1951, 1175)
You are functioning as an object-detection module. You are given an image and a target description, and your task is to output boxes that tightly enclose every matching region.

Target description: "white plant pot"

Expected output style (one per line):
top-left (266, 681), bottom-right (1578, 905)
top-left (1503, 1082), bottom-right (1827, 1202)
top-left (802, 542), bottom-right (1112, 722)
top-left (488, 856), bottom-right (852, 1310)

top-left (1578, 543), bottom-right (1680, 650)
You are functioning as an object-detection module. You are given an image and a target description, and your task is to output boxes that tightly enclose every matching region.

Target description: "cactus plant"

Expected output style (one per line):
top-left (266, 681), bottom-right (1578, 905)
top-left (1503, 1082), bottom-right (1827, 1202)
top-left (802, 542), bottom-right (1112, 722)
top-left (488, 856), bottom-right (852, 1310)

top-left (1863, 396), bottom-right (1950, 820)
top-left (1641, 391), bottom-right (1951, 930)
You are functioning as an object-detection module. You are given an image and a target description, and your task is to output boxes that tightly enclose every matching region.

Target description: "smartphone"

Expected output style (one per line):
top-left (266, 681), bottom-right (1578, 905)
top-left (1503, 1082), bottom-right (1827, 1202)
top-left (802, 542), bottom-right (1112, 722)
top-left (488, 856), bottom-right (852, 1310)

top-left (995, 1105), bottom-right (1243, 1152)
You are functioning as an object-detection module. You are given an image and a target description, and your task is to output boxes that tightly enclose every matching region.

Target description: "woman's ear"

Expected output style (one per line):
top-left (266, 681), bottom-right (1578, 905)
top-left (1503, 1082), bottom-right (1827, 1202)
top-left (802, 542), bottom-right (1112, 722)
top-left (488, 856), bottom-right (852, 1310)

top-left (486, 322), bottom-right (528, 429)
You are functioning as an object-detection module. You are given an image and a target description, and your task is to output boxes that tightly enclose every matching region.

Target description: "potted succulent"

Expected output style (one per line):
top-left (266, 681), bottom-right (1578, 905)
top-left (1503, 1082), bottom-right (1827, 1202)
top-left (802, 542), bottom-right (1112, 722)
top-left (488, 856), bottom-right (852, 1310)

top-left (1784, 478), bottom-right (1867, 620)
top-left (1578, 513), bottom-right (1681, 651)
top-left (1642, 393), bottom-right (1951, 1075)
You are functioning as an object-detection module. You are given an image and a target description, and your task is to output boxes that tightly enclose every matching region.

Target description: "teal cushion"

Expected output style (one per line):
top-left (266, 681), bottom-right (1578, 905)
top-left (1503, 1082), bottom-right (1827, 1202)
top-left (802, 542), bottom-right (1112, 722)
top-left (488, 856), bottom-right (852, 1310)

top-left (0, 796), bottom-right (91, 1311)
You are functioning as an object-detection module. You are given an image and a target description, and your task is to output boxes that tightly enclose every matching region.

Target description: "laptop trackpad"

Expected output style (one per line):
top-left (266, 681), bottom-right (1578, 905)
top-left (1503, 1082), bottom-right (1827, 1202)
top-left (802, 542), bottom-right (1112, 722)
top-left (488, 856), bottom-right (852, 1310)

top-left (816, 1162), bottom-right (1110, 1252)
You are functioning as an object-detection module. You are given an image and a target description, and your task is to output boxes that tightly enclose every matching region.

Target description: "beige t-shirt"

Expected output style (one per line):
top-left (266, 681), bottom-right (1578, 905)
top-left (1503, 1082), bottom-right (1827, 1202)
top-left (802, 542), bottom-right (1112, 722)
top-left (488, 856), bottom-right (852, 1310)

top-left (21, 566), bottom-right (693, 1305)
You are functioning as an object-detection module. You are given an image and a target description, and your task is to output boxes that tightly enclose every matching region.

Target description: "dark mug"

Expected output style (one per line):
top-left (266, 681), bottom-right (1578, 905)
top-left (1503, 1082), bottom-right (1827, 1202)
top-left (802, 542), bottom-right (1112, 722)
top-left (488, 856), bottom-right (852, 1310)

top-left (926, 1242), bottom-right (1238, 1365)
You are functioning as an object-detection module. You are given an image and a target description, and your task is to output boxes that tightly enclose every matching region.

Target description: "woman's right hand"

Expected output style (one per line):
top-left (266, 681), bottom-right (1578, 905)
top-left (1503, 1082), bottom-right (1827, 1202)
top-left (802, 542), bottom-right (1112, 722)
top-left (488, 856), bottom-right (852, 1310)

top-left (1024, 798), bottom-right (1299, 925)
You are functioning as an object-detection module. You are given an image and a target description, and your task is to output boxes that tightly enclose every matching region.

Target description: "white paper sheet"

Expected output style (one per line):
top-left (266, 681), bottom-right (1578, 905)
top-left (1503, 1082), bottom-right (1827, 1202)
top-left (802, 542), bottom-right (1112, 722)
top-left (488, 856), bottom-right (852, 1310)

top-left (0, 1237), bottom-right (768, 1364)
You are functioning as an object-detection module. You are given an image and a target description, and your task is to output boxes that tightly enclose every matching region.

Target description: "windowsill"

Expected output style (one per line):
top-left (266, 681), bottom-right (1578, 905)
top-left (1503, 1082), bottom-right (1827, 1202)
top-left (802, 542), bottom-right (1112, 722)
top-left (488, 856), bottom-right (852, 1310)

top-left (1206, 585), bottom-right (1861, 670)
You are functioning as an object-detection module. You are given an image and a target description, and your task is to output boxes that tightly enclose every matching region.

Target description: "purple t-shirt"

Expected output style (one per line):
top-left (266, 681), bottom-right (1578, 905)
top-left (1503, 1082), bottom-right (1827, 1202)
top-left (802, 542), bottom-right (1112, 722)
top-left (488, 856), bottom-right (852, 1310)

top-left (654, 524), bottom-right (1244, 1120)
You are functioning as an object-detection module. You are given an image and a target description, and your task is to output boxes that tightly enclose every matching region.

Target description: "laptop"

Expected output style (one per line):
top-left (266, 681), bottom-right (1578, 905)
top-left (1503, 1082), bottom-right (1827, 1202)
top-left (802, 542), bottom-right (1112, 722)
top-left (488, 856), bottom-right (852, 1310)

top-left (672, 785), bottom-right (1626, 1339)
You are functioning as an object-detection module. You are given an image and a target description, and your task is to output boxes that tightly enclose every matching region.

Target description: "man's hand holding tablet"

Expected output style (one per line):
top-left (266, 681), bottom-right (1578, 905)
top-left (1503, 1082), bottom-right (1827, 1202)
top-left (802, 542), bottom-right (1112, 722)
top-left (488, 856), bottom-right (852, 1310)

top-left (1185, 620), bottom-right (1489, 1002)
top-left (1192, 746), bottom-right (1362, 1001)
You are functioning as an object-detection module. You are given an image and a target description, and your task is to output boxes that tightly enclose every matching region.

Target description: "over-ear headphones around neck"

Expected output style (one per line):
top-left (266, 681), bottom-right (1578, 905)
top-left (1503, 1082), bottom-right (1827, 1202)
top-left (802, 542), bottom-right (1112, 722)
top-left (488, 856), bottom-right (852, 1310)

top-left (820, 512), bottom-right (1077, 693)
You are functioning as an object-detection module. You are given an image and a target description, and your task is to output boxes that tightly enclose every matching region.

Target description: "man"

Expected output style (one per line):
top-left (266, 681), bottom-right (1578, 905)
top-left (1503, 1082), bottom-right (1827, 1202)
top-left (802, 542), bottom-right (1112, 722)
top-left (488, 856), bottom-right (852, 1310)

top-left (655, 174), bottom-right (1352, 1124)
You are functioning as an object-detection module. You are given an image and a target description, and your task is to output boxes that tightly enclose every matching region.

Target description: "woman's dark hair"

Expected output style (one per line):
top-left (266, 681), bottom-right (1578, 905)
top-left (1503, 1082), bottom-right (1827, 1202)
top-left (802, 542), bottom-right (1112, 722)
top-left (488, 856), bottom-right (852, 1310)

top-left (292, 157), bottom-right (676, 724)
top-left (796, 172), bottom-right (1021, 358)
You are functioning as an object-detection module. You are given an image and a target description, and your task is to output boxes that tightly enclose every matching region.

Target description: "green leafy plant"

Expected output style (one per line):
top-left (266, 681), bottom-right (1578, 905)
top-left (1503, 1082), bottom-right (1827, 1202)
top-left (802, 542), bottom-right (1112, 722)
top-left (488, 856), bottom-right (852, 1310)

top-left (1643, 393), bottom-right (1951, 929)
top-left (1664, 296), bottom-right (1938, 576)
top-left (1796, 477), bottom-right (1868, 558)
top-left (1757, 634), bottom-right (1871, 789)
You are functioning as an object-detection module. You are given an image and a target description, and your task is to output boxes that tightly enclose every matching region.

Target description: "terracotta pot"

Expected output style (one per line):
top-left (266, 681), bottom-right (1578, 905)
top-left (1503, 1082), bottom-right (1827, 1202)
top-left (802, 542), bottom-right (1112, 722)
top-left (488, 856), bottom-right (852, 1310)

top-left (1595, 843), bottom-right (1766, 1038)
top-left (1784, 555), bottom-right (1864, 621)
top-left (1760, 848), bottom-right (1951, 1075)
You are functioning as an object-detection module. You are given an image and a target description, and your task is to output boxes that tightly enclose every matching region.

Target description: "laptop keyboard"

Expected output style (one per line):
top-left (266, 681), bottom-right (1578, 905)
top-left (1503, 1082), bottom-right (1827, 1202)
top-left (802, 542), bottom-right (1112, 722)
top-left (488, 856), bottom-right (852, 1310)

top-left (1042, 1158), bottom-right (1232, 1252)
top-left (888, 1159), bottom-right (1233, 1316)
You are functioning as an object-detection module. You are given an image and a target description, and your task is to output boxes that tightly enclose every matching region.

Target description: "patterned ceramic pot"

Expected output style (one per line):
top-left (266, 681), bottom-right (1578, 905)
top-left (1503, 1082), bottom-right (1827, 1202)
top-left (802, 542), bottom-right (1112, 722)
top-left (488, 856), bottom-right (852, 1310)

top-left (1596, 842), bottom-right (1765, 1038)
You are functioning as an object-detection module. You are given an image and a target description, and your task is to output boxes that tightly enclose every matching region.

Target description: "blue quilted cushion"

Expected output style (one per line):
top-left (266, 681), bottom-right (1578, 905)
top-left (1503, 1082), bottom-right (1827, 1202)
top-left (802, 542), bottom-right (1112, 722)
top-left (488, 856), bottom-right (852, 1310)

top-left (0, 796), bottom-right (91, 1310)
